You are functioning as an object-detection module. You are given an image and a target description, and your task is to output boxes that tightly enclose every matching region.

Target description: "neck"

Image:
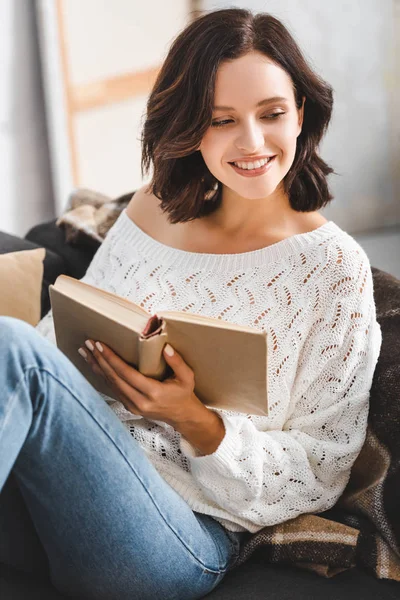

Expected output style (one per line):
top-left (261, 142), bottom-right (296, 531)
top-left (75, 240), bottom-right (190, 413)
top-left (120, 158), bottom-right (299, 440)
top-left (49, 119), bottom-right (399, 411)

top-left (204, 184), bottom-right (296, 237)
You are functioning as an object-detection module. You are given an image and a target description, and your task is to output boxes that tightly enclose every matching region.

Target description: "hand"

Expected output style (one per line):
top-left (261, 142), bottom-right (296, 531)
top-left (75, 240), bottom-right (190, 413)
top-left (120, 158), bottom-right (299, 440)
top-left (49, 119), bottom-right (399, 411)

top-left (78, 339), bottom-right (207, 428)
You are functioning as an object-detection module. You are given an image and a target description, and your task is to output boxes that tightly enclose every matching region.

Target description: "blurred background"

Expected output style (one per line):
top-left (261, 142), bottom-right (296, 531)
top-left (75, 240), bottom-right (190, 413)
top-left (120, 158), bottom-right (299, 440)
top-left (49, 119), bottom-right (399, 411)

top-left (0, 0), bottom-right (399, 275)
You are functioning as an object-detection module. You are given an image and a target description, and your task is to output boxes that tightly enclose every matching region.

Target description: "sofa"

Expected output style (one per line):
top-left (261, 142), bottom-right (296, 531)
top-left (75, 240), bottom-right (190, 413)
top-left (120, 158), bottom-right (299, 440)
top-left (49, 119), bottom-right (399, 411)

top-left (0, 217), bottom-right (399, 600)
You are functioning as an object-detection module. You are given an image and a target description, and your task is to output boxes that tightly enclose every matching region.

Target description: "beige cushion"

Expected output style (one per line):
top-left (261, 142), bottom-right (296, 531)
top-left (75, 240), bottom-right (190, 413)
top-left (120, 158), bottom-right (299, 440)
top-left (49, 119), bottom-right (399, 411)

top-left (0, 248), bottom-right (45, 326)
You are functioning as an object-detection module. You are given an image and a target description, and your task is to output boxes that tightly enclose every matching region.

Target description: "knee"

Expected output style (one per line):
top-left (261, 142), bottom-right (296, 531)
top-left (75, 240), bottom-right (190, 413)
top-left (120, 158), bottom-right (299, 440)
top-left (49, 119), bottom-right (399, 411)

top-left (0, 316), bottom-right (37, 347)
top-left (0, 317), bottom-right (50, 377)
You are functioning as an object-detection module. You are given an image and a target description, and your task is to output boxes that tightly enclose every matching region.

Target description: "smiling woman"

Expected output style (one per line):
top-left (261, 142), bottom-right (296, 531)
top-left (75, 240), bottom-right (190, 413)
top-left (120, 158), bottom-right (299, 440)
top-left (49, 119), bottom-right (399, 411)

top-left (1, 7), bottom-right (384, 600)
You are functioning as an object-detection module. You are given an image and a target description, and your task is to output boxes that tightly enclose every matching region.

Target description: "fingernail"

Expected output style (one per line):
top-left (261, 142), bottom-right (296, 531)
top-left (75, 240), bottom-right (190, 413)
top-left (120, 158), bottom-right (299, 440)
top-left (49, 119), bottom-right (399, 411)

top-left (85, 340), bottom-right (94, 352)
top-left (95, 342), bottom-right (103, 353)
top-left (164, 343), bottom-right (174, 356)
top-left (78, 348), bottom-right (87, 360)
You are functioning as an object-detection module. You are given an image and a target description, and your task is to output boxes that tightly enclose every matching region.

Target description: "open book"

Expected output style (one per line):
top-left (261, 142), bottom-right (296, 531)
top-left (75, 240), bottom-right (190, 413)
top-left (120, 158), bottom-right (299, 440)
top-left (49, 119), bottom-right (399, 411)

top-left (49, 275), bottom-right (268, 416)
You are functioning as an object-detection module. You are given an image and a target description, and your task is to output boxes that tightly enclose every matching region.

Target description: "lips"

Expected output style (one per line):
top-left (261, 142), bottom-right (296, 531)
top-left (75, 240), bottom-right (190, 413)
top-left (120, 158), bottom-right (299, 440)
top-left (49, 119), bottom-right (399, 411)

top-left (229, 155), bottom-right (277, 177)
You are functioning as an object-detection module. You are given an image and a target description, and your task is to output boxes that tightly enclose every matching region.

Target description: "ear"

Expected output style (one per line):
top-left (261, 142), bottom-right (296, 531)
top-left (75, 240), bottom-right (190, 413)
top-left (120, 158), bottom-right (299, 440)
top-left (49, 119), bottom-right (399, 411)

top-left (297, 96), bottom-right (306, 136)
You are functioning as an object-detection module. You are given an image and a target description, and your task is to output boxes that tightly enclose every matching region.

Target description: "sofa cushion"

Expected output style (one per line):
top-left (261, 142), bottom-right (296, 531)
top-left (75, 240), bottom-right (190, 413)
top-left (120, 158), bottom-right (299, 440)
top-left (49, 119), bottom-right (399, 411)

top-left (1, 556), bottom-right (399, 600)
top-left (208, 559), bottom-right (400, 599)
top-left (0, 248), bottom-right (45, 326)
top-left (0, 230), bottom-right (67, 319)
top-left (26, 219), bottom-right (98, 280)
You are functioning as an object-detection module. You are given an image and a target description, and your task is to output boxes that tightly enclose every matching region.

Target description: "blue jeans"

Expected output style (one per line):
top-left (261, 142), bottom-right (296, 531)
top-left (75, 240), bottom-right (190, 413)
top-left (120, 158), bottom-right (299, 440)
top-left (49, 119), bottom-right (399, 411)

top-left (0, 316), bottom-right (246, 599)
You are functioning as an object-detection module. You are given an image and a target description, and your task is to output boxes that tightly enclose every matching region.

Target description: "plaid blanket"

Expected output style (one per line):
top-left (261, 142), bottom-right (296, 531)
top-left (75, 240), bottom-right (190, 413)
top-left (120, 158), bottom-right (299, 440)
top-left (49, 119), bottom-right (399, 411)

top-left (57, 189), bottom-right (400, 582)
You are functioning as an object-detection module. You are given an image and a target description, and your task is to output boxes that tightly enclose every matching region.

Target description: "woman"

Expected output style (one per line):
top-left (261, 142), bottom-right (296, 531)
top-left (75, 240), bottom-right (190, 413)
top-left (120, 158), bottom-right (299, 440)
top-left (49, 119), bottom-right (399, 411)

top-left (0, 8), bottom-right (382, 600)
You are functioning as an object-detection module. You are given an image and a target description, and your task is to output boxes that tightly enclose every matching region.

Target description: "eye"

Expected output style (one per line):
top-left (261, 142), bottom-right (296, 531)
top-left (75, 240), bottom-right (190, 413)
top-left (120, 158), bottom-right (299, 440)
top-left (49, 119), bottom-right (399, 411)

top-left (211, 112), bottom-right (286, 128)
top-left (265, 112), bottom-right (286, 120)
top-left (210, 119), bottom-right (232, 128)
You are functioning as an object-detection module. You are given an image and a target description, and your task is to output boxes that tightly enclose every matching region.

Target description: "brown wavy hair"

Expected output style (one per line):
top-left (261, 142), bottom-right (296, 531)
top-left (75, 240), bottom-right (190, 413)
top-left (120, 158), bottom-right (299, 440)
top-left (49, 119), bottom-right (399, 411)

top-left (141, 8), bottom-right (337, 224)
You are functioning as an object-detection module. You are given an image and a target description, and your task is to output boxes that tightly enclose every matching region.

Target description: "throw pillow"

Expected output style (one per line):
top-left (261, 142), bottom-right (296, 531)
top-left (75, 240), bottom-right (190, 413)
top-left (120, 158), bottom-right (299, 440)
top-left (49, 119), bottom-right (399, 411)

top-left (0, 248), bottom-right (45, 326)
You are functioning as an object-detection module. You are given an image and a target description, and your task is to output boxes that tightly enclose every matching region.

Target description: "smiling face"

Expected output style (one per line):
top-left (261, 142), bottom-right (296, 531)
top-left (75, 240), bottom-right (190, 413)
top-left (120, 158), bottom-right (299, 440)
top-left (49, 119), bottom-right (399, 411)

top-left (199, 51), bottom-right (305, 204)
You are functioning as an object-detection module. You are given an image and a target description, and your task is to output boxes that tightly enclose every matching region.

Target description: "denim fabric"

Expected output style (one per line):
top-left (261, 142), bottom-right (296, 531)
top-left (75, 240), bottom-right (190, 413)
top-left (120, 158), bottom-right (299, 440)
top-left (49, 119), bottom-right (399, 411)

top-left (0, 316), bottom-right (245, 600)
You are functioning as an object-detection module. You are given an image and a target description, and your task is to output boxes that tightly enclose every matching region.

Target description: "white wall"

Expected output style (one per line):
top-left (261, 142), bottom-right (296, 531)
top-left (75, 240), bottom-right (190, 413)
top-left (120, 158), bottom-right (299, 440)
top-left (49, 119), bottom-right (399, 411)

top-left (0, 0), bottom-right (54, 237)
top-left (203, 0), bottom-right (400, 234)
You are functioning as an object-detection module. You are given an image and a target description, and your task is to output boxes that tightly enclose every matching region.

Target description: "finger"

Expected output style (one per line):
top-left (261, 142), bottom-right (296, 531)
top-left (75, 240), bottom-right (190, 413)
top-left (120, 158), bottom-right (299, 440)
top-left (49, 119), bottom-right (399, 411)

top-left (163, 344), bottom-right (195, 387)
top-left (80, 345), bottom-right (142, 416)
top-left (86, 339), bottom-right (155, 397)
top-left (98, 359), bottom-right (146, 416)
top-left (79, 346), bottom-right (104, 379)
top-left (87, 342), bottom-right (149, 408)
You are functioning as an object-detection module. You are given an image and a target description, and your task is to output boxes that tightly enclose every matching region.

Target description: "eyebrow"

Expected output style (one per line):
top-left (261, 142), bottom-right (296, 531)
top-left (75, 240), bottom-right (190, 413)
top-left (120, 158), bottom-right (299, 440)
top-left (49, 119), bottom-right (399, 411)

top-left (212, 96), bottom-right (289, 111)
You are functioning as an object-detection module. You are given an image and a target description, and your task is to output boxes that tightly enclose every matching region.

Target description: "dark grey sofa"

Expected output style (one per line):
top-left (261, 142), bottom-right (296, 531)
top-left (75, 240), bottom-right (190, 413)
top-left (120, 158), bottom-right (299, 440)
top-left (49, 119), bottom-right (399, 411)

top-left (1, 219), bottom-right (399, 600)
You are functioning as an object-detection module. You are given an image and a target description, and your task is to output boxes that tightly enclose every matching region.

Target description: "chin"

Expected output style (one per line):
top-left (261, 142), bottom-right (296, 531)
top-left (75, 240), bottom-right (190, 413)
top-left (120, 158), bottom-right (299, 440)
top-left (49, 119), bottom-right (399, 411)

top-left (233, 183), bottom-right (280, 200)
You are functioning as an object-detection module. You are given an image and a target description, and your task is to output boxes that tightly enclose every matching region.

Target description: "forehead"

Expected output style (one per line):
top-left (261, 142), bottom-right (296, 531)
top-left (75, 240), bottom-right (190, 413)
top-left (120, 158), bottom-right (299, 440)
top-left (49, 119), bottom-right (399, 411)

top-left (213, 52), bottom-right (295, 106)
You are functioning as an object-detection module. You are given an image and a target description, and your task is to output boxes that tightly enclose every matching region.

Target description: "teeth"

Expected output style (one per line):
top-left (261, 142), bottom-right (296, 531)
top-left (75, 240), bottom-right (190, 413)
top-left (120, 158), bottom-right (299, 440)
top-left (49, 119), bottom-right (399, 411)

top-left (233, 157), bottom-right (272, 170)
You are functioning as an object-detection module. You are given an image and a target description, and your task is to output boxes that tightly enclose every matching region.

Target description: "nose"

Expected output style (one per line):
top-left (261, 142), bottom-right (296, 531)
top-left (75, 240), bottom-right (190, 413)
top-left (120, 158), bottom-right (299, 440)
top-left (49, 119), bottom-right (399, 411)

top-left (235, 119), bottom-right (265, 154)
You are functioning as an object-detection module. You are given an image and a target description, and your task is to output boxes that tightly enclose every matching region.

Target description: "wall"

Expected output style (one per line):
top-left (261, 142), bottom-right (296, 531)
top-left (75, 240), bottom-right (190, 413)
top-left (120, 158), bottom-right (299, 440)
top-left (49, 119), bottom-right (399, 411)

top-left (0, 0), bottom-right (54, 237)
top-left (203, 0), bottom-right (400, 234)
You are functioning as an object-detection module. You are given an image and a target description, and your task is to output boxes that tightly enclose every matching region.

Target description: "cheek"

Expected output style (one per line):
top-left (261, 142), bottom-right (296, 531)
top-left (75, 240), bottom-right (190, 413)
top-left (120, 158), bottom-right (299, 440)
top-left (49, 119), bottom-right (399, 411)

top-left (273, 124), bottom-right (299, 163)
top-left (280, 119), bottom-right (301, 144)
top-left (199, 132), bottom-right (225, 167)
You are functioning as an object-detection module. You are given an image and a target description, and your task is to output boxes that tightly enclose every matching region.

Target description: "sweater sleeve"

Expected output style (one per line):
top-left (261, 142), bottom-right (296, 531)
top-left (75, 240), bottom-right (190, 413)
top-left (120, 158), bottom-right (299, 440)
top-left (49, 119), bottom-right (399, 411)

top-left (179, 248), bottom-right (382, 529)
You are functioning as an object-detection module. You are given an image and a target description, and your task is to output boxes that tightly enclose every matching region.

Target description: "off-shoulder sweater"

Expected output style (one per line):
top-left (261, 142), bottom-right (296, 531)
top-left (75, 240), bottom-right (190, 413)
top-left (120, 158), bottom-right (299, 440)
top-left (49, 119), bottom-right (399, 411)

top-left (35, 209), bottom-right (382, 533)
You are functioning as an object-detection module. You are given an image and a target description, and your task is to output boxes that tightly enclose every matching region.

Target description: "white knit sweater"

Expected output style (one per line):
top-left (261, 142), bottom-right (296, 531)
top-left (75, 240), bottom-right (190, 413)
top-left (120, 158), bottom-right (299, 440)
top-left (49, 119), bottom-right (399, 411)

top-left (35, 209), bottom-right (382, 533)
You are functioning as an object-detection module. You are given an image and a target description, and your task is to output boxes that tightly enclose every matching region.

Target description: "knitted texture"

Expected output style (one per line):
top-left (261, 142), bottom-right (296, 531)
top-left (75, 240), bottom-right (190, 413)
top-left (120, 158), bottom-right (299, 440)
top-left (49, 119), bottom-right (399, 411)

top-left (35, 209), bottom-right (382, 533)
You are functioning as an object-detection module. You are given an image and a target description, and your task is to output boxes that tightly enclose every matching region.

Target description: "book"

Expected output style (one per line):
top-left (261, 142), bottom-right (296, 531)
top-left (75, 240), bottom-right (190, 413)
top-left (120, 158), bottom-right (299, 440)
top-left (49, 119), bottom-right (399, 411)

top-left (49, 275), bottom-right (268, 416)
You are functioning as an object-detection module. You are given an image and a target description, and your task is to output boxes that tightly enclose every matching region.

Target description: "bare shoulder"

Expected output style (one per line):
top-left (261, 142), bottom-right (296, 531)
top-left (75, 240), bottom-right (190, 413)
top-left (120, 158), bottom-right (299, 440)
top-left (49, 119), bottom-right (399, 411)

top-left (125, 184), bottom-right (164, 230)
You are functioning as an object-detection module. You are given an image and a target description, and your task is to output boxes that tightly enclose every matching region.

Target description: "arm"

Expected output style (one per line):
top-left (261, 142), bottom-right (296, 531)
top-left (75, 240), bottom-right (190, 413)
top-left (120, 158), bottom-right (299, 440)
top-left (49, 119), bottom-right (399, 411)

top-left (174, 405), bottom-right (226, 455)
top-left (179, 250), bottom-right (382, 528)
